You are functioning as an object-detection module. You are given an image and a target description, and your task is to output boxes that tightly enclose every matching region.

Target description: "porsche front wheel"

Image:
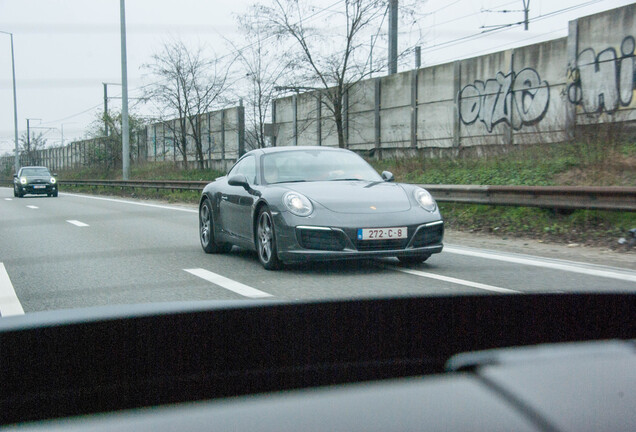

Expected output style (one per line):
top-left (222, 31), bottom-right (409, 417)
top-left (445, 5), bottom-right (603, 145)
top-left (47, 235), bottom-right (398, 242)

top-left (256, 206), bottom-right (282, 270)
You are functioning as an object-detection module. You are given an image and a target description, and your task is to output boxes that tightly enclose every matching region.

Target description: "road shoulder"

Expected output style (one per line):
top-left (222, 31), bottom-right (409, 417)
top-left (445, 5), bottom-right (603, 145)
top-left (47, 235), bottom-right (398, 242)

top-left (445, 229), bottom-right (636, 271)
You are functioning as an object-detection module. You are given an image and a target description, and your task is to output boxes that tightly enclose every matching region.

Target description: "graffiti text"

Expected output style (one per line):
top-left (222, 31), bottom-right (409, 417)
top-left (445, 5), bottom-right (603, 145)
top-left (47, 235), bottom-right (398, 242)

top-left (458, 68), bottom-right (550, 132)
top-left (567, 36), bottom-right (635, 114)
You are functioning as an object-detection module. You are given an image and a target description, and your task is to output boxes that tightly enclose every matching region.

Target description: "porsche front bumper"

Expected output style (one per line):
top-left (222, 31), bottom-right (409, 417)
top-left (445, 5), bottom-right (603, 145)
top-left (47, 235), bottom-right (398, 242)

top-left (272, 210), bottom-right (444, 264)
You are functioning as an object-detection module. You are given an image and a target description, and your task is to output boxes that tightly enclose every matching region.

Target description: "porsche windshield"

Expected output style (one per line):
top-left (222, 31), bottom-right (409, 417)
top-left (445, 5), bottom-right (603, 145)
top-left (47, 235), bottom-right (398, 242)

top-left (262, 150), bottom-right (383, 184)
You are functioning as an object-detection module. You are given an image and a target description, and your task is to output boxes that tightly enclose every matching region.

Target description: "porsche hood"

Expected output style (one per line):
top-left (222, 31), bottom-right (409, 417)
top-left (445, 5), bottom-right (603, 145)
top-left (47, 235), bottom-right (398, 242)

top-left (283, 181), bottom-right (412, 214)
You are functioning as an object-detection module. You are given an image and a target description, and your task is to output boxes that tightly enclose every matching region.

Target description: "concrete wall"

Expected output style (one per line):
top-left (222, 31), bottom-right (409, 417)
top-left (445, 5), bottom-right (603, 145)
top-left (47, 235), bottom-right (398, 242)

top-left (1, 106), bottom-right (244, 173)
top-left (272, 3), bottom-right (636, 154)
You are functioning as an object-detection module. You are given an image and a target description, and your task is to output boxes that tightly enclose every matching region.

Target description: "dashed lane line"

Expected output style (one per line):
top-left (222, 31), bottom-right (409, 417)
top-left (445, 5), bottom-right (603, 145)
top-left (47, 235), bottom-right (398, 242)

top-left (184, 268), bottom-right (273, 299)
top-left (67, 220), bottom-right (89, 227)
top-left (391, 266), bottom-right (520, 294)
top-left (26, 205), bottom-right (38, 209)
top-left (61, 192), bottom-right (197, 213)
top-left (0, 263), bottom-right (25, 317)
top-left (444, 245), bottom-right (636, 284)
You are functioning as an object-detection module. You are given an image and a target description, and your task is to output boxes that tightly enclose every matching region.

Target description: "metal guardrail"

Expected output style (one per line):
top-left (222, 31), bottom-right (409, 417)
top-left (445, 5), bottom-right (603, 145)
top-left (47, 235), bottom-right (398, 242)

top-left (2, 179), bottom-right (635, 212)
top-left (420, 184), bottom-right (636, 212)
top-left (58, 179), bottom-right (208, 191)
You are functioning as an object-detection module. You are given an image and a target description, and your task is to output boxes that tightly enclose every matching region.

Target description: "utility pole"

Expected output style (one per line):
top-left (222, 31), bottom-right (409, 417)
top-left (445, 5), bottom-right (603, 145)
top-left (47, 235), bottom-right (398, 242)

top-left (26, 118), bottom-right (40, 165)
top-left (370, 35), bottom-right (374, 77)
top-left (101, 82), bottom-right (120, 137)
top-left (103, 83), bottom-right (108, 136)
top-left (120, 0), bottom-right (130, 180)
top-left (388, 0), bottom-right (398, 75)
top-left (481, 1), bottom-right (530, 32)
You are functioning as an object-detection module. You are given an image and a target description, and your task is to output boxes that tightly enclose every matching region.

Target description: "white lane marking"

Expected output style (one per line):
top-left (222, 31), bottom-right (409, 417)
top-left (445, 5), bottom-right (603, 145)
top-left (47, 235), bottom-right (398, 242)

top-left (26, 205), bottom-right (38, 209)
top-left (4, 198), bottom-right (12, 201)
top-left (67, 220), bottom-right (89, 227)
top-left (184, 268), bottom-right (273, 299)
top-left (0, 263), bottom-right (25, 317)
top-left (445, 245), bottom-right (636, 284)
top-left (61, 192), bottom-right (197, 213)
top-left (391, 266), bottom-right (520, 294)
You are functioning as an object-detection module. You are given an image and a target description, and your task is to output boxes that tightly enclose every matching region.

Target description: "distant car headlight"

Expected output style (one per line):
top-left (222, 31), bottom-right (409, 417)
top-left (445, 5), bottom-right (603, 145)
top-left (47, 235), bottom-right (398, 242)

top-left (20, 177), bottom-right (27, 185)
top-left (414, 188), bottom-right (437, 212)
top-left (283, 191), bottom-right (313, 217)
top-left (50, 177), bottom-right (56, 184)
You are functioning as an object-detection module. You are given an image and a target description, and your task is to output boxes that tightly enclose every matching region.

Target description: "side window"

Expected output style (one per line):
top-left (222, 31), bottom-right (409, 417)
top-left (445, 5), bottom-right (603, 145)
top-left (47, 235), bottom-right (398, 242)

top-left (229, 156), bottom-right (257, 184)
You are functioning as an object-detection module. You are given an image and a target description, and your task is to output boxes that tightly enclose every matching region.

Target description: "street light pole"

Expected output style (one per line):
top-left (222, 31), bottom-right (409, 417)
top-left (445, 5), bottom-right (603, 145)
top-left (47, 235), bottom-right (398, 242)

top-left (0, 31), bottom-right (19, 173)
top-left (388, 0), bottom-right (398, 75)
top-left (120, 0), bottom-right (130, 180)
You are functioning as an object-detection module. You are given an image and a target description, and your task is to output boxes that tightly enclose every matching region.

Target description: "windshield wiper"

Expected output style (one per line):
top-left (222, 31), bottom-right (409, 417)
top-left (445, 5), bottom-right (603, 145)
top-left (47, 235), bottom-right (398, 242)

top-left (269, 179), bottom-right (309, 184)
top-left (330, 178), bottom-right (365, 182)
top-left (364, 180), bottom-right (385, 188)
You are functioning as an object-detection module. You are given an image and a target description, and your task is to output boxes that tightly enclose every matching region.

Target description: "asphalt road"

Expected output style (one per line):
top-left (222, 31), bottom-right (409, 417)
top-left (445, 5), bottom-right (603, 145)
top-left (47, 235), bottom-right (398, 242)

top-left (1, 187), bottom-right (635, 316)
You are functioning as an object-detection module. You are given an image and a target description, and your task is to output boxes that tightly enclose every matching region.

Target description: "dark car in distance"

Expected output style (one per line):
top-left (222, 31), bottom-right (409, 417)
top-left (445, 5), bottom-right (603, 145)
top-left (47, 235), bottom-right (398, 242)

top-left (199, 146), bottom-right (444, 269)
top-left (13, 166), bottom-right (58, 197)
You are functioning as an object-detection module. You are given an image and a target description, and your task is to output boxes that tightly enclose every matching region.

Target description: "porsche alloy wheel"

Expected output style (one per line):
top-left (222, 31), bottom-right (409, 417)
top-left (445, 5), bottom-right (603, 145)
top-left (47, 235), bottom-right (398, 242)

top-left (199, 199), bottom-right (231, 254)
top-left (257, 207), bottom-right (281, 270)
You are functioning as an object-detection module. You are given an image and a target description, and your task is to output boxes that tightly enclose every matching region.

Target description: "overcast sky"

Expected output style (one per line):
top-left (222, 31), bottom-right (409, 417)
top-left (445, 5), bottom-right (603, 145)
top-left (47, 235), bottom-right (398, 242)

top-left (0, 0), bottom-right (632, 155)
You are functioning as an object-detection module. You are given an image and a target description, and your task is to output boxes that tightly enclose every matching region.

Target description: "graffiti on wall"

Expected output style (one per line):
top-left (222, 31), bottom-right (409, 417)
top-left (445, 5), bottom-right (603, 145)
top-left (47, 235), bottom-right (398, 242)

top-left (567, 36), bottom-right (635, 114)
top-left (458, 68), bottom-right (550, 132)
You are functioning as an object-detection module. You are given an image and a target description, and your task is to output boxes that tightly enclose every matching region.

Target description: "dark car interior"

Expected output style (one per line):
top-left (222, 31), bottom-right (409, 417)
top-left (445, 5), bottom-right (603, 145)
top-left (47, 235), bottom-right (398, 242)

top-left (1, 293), bottom-right (635, 430)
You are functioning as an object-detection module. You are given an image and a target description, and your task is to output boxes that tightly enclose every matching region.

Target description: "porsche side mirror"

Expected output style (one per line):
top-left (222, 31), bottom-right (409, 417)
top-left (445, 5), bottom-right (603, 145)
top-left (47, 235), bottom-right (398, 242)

top-left (228, 174), bottom-right (249, 189)
top-left (13, 174), bottom-right (17, 178)
top-left (381, 171), bottom-right (394, 182)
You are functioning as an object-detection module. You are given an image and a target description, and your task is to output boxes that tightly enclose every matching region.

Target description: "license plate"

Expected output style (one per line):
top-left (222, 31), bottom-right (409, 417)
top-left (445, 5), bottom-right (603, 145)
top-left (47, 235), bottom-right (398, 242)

top-left (33, 185), bottom-right (45, 189)
top-left (357, 227), bottom-right (407, 240)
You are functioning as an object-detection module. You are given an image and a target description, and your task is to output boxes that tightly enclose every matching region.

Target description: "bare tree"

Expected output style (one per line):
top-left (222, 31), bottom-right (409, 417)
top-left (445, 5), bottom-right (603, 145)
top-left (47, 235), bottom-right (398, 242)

top-left (143, 40), bottom-right (230, 168)
top-left (232, 7), bottom-right (296, 149)
top-left (19, 131), bottom-right (47, 165)
top-left (84, 110), bottom-right (147, 170)
top-left (258, 0), bottom-right (393, 148)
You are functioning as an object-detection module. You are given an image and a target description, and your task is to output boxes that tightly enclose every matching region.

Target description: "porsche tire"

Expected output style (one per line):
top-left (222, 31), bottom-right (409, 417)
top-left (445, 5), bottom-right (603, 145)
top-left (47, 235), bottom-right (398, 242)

top-left (256, 206), bottom-right (282, 270)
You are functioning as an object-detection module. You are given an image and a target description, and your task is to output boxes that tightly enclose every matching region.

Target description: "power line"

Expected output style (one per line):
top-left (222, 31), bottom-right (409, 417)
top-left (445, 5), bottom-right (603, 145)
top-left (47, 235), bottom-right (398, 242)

top-left (418, 0), bottom-right (604, 55)
top-left (39, 102), bottom-right (103, 126)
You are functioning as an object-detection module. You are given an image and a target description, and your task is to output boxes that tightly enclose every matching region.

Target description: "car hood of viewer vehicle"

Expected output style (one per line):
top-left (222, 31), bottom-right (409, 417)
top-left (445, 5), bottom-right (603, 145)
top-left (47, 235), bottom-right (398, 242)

top-left (282, 181), bottom-right (412, 214)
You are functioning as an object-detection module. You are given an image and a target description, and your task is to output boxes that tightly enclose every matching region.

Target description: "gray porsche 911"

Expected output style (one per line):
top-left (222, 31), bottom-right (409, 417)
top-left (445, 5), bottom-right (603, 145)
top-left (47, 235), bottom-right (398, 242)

top-left (199, 146), bottom-right (443, 270)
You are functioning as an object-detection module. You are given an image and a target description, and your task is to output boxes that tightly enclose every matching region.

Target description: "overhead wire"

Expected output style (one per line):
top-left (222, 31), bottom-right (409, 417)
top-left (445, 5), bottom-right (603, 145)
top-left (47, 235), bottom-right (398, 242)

top-left (417, 0), bottom-right (605, 55)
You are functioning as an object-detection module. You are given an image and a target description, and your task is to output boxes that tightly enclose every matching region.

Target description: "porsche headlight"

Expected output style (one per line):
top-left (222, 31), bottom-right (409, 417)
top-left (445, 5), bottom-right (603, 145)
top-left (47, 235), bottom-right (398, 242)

top-left (414, 188), bottom-right (437, 212)
top-left (50, 177), bottom-right (56, 184)
top-left (283, 192), bottom-right (313, 217)
top-left (20, 177), bottom-right (27, 185)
